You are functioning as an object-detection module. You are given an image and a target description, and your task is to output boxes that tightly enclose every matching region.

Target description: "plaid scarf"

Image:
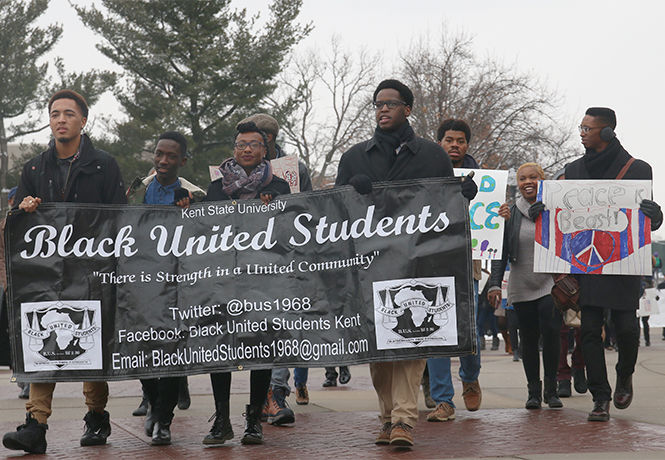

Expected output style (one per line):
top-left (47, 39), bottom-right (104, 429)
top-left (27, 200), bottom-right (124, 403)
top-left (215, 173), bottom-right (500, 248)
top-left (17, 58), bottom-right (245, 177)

top-left (219, 158), bottom-right (273, 200)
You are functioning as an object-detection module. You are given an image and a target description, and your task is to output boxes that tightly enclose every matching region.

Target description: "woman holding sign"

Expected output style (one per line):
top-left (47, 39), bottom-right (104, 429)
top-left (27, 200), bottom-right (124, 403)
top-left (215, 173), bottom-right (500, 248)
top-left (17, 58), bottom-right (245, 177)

top-left (203, 121), bottom-right (290, 446)
top-left (487, 163), bottom-right (563, 410)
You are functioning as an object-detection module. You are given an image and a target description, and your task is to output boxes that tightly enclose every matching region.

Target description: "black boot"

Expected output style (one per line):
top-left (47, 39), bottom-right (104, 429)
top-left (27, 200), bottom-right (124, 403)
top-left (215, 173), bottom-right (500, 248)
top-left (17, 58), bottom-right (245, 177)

top-left (241, 404), bottom-right (264, 445)
top-left (557, 379), bottom-right (571, 398)
top-left (202, 401), bottom-right (233, 445)
top-left (2, 412), bottom-right (48, 454)
top-left (133, 389), bottom-right (149, 416)
top-left (80, 410), bottom-right (111, 446)
top-left (144, 407), bottom-right (156, 437)
top-left (525, 381), bottom-right (542, 409)
top-left (572, 367), bottom-right (588, 394)
top-left (339, 366), bottom-right (351, 384)
top-left (544, 378), bottom-right (563, 408)
top-left (588, 400), bottom-right (610, 422)
top-left (151, 415), bottom-right (173, 446)
top-left (613, 374), bottom-right (633, 409)
top-left (177, 377), bottom-right (191, 410)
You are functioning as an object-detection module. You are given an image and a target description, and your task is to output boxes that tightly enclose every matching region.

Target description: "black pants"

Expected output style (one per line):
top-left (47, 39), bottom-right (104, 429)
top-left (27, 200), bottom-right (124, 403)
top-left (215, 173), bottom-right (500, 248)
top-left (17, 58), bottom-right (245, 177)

top-left (514, 295), bottom-right (561, 385)
top-left (210, 369), bottom-right (271, 408)
top-left (581, 305), bottom-right (639, 401)
top-left (507, 309), bottom-right (520, 353)
top-left (141, 377), bottom-right (179, 422)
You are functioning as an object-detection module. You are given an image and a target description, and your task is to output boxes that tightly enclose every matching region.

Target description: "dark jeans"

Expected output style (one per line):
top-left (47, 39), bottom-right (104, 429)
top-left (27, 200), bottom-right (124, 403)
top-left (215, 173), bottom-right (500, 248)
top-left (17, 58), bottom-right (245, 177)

top-left (581, 305), bottom-right (639, 401)
top-left (558, 325), bottom-right (584, 380)
top-left (141, 377), bottom-right (179, 421)
top-left (210, 369), bottom-right (271, 407)
top-left (514, 295), bottom-right (561, 385)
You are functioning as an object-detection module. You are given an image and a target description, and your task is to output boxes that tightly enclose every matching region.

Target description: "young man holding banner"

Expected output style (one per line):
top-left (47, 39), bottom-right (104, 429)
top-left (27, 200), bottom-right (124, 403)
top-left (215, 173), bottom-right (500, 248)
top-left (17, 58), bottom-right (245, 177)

top-left (336, 79), bottom-right (477, 447)
top-left (531, 107), bottom-right (663, 422)
top-left (126, 131), bottom-right (205, 445)
top-left (3, 90), bottom-right (126, 454)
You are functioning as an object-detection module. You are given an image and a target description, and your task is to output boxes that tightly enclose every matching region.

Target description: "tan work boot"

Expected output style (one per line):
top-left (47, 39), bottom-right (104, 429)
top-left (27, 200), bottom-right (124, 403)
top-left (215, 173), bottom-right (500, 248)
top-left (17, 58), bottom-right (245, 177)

top-left (389, 422), bottom-right (414, 446)
top-left (374, 422), bottom-right (392, 445)
top-left (295, 385), bottom-right (309, 405)
top-left (462, 380), bottom-right (482, 411)
top-left (426, 402), bottom-right (456, 422)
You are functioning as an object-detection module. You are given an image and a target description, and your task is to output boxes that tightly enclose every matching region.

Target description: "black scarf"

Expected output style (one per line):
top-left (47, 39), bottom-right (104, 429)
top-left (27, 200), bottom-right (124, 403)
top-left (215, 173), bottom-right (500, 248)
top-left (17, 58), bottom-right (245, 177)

top-left (373, 121), bottom-right (415, 164)
top-left (582, 137), bottom-right (621, 178)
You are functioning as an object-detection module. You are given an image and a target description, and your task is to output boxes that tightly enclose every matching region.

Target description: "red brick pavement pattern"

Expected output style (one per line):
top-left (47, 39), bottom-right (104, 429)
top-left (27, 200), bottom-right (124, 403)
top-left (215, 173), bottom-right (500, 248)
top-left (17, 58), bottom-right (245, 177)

top-left (3, 408), bottom-right (665, 459)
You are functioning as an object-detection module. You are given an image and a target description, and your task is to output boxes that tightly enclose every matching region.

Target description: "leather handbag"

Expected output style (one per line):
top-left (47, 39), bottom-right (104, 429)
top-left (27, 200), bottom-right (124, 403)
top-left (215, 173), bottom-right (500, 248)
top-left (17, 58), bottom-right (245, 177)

top-left (551, 274), bottom-right (580, 312)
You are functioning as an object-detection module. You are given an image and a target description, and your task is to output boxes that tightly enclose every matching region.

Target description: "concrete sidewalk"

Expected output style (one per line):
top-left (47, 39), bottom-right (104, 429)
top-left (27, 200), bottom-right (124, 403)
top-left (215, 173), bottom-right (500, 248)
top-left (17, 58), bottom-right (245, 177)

top-left (1, 337), bottom-right (665, 459)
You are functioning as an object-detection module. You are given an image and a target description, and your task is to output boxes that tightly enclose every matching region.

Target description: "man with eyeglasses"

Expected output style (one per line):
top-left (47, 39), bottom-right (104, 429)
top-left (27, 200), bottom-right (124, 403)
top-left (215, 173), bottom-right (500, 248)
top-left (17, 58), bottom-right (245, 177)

top-left (336, 79), bottom-right (477, 447)
top-left (530, 107), bottom-right (662, 422)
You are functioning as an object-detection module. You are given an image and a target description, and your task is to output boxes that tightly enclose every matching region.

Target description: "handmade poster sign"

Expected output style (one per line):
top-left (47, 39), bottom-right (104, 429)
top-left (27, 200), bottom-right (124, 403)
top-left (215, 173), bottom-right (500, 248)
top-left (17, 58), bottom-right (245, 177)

top-left (534, 179), bottom-right (652, 275)
top-left (454, 168), bottom-right (508, 260)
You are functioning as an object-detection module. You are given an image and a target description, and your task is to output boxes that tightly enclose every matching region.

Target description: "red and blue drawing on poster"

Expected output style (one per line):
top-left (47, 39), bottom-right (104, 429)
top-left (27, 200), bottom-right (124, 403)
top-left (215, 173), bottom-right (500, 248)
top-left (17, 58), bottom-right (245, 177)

top-left (533, 179), bottom-right (652, 276)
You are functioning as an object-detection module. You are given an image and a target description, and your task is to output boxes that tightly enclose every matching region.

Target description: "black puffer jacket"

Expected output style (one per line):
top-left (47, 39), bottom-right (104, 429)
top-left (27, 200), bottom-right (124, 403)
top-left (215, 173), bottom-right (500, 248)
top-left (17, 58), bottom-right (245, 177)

top-left (15, 134), bottom-right (126, 205)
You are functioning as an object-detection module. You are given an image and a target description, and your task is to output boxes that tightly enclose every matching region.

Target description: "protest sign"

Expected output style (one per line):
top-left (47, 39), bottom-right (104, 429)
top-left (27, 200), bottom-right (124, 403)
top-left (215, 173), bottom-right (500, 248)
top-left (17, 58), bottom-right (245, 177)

top-left (6, 178), bottom-right (474, 382)
top-left (534, 179), bottom-right (652, 275)
top-left (455, 168), bottom-right (508, 260)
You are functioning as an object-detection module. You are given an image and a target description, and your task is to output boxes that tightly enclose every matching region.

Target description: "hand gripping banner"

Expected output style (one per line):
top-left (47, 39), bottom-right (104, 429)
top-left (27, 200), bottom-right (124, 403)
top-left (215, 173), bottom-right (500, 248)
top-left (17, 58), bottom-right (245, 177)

top-left (6, 178), bottom-right (475, 382)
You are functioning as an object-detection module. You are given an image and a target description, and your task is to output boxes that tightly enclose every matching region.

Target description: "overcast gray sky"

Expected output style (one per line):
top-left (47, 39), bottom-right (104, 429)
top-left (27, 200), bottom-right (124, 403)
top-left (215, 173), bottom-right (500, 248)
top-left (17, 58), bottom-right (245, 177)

top-left (33, 0), bottom-right (665, 236)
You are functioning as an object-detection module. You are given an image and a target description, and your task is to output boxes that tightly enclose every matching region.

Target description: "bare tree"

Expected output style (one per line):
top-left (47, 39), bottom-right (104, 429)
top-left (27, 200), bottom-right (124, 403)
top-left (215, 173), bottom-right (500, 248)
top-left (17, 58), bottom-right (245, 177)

top-left (401, 29), bottom-right (575, 174)
top-left (269, 37), bottom-right (380, 187)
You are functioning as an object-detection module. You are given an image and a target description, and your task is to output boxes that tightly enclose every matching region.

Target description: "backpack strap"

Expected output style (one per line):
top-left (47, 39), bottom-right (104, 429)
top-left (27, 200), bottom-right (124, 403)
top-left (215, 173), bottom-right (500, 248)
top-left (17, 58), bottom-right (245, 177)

top-left (616, 157), bottom-right (635, 180)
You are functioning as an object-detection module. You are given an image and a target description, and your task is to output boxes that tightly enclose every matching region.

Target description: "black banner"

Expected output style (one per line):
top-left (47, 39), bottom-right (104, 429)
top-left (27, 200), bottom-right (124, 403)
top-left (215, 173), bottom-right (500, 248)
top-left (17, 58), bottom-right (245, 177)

top-left (6, 178), bottom-right (475, 382)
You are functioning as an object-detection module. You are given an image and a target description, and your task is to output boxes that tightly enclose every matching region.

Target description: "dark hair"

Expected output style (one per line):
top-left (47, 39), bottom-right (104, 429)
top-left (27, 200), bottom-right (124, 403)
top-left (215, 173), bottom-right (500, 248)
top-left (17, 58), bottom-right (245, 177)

top-left (437, 118), bottom-right (471, 143)
top-left (585, 107), bottom-right (616, 129)
top-left (158, 131), bottom-right (188, 157)
top-left (373, 79), bottom-right (414, 107)
top-left (236, 121), bottom-right (269, 148)
top-left (48, 89), bottom-right (89, 118)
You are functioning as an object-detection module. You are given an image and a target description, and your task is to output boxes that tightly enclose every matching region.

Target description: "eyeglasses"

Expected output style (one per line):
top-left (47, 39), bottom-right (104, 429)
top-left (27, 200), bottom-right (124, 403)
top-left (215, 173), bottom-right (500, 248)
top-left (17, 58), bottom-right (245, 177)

top-left (372, 100), bottom-right (407, 110)
top-left (578, 125), bottom-right (602, 134)
top-left (234, 141), bottom-right (265, 151)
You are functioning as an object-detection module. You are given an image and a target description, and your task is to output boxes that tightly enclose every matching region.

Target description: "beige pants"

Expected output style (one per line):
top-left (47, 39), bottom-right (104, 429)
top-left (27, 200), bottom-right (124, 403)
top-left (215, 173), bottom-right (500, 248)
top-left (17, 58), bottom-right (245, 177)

top-left (369, 359), bottom-right (426, 427)
top-left (26, 381), bottom-right (109, 424)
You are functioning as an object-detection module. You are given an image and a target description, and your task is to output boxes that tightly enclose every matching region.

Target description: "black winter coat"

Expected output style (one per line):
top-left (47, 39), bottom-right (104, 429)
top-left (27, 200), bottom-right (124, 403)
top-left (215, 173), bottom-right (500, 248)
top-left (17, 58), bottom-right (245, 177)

top-left (335, 134), bottom-right (454, 185)
top-left (15, 134), bottom-right (126, 205)
top-left (565, 139), bottom-right (654, 310)
top-left (205, 175), bottom-right (291, 201)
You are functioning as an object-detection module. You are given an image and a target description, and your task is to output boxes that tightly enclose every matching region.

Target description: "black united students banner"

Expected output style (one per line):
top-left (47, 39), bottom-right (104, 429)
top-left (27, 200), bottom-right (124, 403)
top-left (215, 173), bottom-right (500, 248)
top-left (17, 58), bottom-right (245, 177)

top-left (6, 178), bottom-right (475, 382)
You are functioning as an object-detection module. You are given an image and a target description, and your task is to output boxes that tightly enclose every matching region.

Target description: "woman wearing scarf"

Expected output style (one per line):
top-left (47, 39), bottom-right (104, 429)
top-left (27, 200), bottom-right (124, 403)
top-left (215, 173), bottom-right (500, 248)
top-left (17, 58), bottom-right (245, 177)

top-left (487, 162), bottom-right (563, 410)
top-left (203, 122), bottom-right (290, 446)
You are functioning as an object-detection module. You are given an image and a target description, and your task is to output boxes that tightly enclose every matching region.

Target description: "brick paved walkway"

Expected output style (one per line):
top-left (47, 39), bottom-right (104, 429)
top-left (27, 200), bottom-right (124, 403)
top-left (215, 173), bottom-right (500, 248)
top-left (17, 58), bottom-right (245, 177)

top-left (4, 346), bottom-right (665, 458)
top-left (3, 407), bottom-right (665, 459)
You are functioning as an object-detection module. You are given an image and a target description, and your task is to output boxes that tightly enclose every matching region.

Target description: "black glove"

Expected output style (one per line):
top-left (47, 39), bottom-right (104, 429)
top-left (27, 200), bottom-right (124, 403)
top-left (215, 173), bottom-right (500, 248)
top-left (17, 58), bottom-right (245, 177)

top-left (173, 187), bottom-right (190, 204)
top-left (640, 199), bottom-right (663, 231)
top-left (528, 201), bottom-right (545, 222)
top-left (349, 174), bottom-right (372, 195)
top-left (461, 175), bottom-right (478, 200)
